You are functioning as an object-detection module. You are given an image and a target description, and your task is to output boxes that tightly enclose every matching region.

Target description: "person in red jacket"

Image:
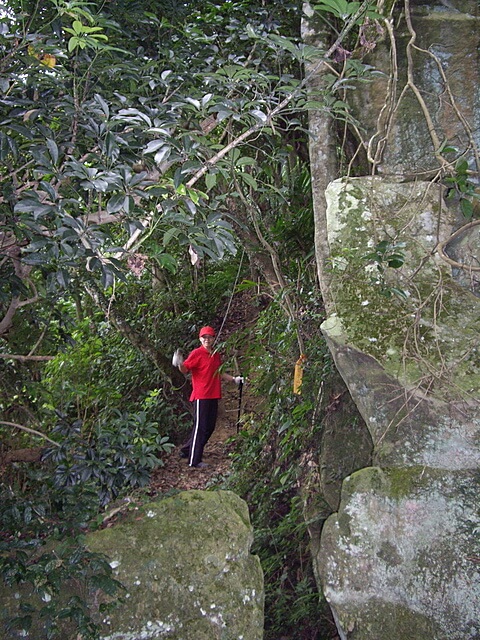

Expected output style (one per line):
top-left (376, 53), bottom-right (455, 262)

top-left (172, 326), bottom-right (243, 468)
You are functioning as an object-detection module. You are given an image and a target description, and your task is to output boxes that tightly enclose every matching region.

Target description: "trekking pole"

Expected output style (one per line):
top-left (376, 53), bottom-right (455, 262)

top-left (236, 378), bottom-right (244, 434)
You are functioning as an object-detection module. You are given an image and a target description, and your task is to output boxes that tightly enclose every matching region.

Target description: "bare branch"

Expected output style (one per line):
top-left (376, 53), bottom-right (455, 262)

top-left (0, 290), bottom-right (40, 337)
top-left (0, 354), bottom-right (55, 361)
top-left (0, 420), bottom-right (60, 447)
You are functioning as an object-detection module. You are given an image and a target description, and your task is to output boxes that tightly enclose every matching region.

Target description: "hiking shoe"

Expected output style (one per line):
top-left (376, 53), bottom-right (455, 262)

top-left (191, 462), bottom-right (209, 468)
top-left (179, 451), bottom-right (188, 459)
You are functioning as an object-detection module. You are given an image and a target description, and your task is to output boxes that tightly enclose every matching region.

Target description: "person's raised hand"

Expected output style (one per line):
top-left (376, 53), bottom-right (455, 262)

top-left (172, 349), bottom-right (184, 368)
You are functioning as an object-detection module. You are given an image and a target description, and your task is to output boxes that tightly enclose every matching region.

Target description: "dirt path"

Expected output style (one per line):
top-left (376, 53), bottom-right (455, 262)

top-left (149, 377), bottom-right (248, 494)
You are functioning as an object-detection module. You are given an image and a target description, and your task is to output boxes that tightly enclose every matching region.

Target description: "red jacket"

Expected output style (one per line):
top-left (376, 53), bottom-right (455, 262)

top-left (183, 346), bottom-right (222, 401)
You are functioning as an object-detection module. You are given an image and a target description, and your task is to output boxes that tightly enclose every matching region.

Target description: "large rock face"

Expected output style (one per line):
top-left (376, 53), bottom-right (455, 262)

top-left (313, 177), bottom-right (480, 639)
top-left (304, 0), bottom-right (480, 635)
top-left (320, 467), bottom-right (479, 639)
top-left (314, 176), bottom-right (480, 639)
top-left (348, 0), bottom-right (480, 177)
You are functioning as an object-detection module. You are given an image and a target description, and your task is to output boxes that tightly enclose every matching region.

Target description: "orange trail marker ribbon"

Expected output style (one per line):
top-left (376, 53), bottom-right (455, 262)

top-left (293, 354), bottom-right (307, 395)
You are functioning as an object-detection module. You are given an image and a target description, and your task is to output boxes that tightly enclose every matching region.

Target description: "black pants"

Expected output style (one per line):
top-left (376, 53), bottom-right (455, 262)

top-left (181, 399), bottom-right (218, 466)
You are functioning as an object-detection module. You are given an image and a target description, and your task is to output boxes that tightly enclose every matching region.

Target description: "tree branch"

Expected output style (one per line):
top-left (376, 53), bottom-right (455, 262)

top-left (0, 421), bottom-right (60, 447)
top-left (0, 354), bottom-right (55, 361)
top-left (186, 1), bottom-right (370, 190)
top-left (84, 279), bottom-right (188, 396)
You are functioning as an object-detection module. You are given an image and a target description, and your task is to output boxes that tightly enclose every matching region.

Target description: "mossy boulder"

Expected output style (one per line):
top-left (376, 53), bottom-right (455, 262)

top-left (323, 177), bottom-right (480, 398)
top-left (304, 0), bottom-right (480, 635)
top-left (318, 467), bottom-right (480, 639)
top-left (321, 177), bottom-right (480, 469)
top-left (0, 490), bottom-right (264, 640)
top-left (311, 175), bottom-right (480, 638)
top-left (89, 490), bottom-right (264, 639)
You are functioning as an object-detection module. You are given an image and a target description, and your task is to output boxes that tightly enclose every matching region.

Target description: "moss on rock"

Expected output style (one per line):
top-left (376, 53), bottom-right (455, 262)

top-left (324, 177), bottom-right (480, 400)
top-left (0, 491), bottom-right (264, 640)
top-left (87, 490), bottom-right (264, 640)
top-left (317, 467), bottom-right (480, 639)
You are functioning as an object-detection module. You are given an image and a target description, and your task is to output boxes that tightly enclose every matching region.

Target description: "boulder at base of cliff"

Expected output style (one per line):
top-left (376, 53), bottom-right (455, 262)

top-left (318, 467), bottom-right (480, 640)
top-left (89, 490), bottom-right (264, 640)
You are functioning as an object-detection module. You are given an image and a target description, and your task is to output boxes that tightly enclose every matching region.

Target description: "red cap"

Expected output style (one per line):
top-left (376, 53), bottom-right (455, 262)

top-left (199, 326), bottom-right (216, 337)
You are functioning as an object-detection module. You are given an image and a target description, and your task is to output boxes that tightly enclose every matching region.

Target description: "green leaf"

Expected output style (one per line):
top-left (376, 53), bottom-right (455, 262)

top-left (154, 146), bottom-right (171, 165)
top-left (390, 287), bottom-right (409, 300)
top-left (173, 167), bottom-right (185, 190)
top-left (61, 216), bottom-right (84, 231)
top-left (156, 253), bottom-right (178, 273)
top-left (116, 109), bottom-right (152, 127)
top-left (456, 159), bottom-right (469, 174)
top-left (460, 197), bottom-right (474, 220)
top-left (89, 574), bottom-right (120, 597)
top-left (104, 132), bottom-right (119, 161)
top-left (25, 239), bottom-right (49, 252)
top-left (185, 97), bottom-right (201, 109)
top-left (440, 145), bottom-right (457, 154)
top-left (250, 109), bottom-right (268, 123)
top-left (22, 252), bottom-right (49, 265)
top-left (267, 34), bottom-right (301, 57)
top-left (40, 181), bottom-right (57, 201)
top-left (387, 257), bottom-right (404, 269)
top-left (303, 100), bottom-right (327, 109)
top-left (237, 156), bottom-right (257, 167)
top-left (128, 171), bottom-right (148, 188)
top-left (7, 123), bottom-right (35, 139)
top-left (205, 172), bottom-right (217, 191)
top-left (163, 227), bottom-right (180, 246)
top-left (46, 139), bottom-right (59, 165)
top-left (15, 199), bottom-right (54, 218)
top-left (72, 20), bottom-right (85, 35)
top-left (144, 139), bottom-right (167, 154)
top-left (8, 615), bottom-right (32, 633)
top-left (240, 173), bottom-right (258, 189)
top-left (94, 93), bottom-right (110, 119)
top-left (57, 269), bottom-right (70, 288)
top-left (184, 198), bottom-right (196, 215)
top-left (235, 279), bottom-right (258, 292)
top-left (107, 193), bottom-right (126, 213)
top-left (68, 36), bottom-right (81, 52)
top-left (0, 132), bottom-right (17, 161)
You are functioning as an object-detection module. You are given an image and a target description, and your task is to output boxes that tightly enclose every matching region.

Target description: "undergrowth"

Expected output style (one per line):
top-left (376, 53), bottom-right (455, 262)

top-left (223, 292), bottom-right (338, 640)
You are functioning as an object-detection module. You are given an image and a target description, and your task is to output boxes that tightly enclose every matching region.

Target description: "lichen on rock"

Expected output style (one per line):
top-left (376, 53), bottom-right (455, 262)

top-left (323, 177), bottom-right (480, 399)
top-left (318, 466), bottom-right (480, 640)
top-left (313, 176), bottom-right (480, 639)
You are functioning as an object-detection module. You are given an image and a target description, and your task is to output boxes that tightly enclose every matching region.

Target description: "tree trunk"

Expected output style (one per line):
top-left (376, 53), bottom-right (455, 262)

top-left (84, 280), bottom-right (189, 401)
top-left (302, 7), bottom-right (339, 314)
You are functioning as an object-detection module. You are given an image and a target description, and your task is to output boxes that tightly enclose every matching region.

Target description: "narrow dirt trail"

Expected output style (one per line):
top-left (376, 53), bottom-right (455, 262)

top-left (149, 385), bottom-right (244, 493)
top-left (149, 290), bottom-right (263, 495)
